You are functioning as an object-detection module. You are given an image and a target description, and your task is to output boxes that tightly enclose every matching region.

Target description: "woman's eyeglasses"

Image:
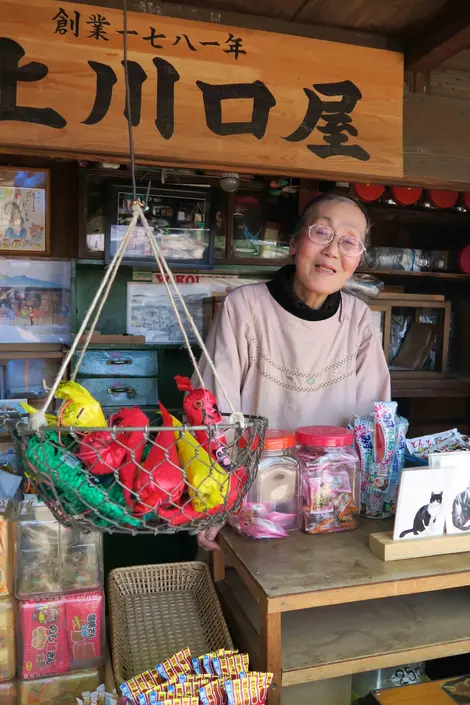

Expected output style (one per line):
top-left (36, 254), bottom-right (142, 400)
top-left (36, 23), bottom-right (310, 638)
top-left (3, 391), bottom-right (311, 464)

top-left (307, 223), bottom-right (365, 258)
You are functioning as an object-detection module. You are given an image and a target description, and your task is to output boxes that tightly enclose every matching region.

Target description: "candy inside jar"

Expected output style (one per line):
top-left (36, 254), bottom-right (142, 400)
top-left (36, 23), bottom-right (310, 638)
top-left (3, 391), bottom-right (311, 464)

top-left (229, 430), bottom-right (299, 539)
top-left (296, 426), bottom-right (360, 534)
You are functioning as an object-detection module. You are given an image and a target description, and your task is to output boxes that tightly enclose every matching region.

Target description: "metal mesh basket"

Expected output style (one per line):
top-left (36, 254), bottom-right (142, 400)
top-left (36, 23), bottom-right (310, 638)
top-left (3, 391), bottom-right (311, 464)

top-left (2, 412), bottom-right (266, 534)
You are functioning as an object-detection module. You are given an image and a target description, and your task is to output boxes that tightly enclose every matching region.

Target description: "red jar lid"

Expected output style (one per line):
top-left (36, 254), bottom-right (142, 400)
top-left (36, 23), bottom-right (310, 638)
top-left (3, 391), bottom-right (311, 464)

top-left (459, 245), bottom-right (470, 274)
top-left (428, 189), bottom-right (458, 209)
top-left (296, 425), bottom-right (353, 448)
top-left (264, 429), bottom-right (296, 451)
top-left (462, 192), bottom-right (470, 210)
top-left (354, 183), bottom-right (385, 203)
top-left (390, 186), bottom-right (422, 205)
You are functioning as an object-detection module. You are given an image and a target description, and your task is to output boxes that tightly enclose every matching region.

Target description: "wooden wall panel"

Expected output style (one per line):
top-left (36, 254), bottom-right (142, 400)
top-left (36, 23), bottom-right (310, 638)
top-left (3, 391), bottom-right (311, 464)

top-left (404, 92), bottom-right (470, 188)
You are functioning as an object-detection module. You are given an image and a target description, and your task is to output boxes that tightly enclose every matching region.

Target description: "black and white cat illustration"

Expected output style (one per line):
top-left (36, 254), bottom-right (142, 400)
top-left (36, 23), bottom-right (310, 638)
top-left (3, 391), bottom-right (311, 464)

top-left (399, 491), bottom-right (443, 538)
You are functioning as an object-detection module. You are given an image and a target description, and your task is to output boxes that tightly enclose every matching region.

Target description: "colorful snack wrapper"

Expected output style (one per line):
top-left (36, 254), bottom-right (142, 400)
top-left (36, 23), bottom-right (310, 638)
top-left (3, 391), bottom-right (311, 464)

top-left (225, 674), bottom-right (273, 705)
top-left (65, 590), bottom-right (104, 669)
top-left (139, 696), bottom-right (198, 705)
top-left (192, 651), bottom-right (238, 676)
top-left (156, 648), bottom-right (192, 683)
top-left (19, 596), bottom-right (69, 679)
top-left (212, 653), bottom-right (249, 680)
top-left (199, 679), bottom-right (227, 705)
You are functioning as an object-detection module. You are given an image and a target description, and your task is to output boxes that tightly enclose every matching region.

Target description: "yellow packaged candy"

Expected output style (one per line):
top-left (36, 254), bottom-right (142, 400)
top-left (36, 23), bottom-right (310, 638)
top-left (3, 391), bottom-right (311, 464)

top-left (21, 381), bottom-right (106, 428)
top-left (170, 415), bottom-right (228, 511)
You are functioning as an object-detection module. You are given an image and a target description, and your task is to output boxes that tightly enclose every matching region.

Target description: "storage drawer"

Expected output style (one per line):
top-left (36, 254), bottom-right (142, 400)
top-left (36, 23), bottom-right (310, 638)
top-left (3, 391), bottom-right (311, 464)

top-left (76, 350), bottom-right (158, 378)
top-left (79, 377), bottom-right (158, 408)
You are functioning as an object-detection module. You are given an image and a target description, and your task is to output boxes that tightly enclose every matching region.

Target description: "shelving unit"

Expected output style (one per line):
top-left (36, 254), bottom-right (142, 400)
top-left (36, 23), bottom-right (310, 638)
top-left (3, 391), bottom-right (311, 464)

top-left (213, 521), bottom-right (470, 705)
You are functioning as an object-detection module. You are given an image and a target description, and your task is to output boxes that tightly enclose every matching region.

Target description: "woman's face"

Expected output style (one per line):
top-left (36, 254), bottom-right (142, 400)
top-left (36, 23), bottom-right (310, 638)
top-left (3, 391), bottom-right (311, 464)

top-left (290, 199), bottom-right (367, 296)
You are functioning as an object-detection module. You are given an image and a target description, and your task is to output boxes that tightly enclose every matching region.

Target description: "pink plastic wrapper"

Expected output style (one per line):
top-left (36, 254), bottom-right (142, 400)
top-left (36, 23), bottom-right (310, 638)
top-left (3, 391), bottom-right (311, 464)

top-left (65, 590), bottom-right (104, 669)
top-left (19, 597), bottom-right (69, 679)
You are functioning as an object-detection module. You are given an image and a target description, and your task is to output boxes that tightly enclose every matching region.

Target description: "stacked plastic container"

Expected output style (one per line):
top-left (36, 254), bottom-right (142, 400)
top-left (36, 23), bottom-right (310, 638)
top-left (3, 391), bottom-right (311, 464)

top-left (0, 500), bottom-right (15, 701)
top-left (14, 500), bottom-right (104, 703)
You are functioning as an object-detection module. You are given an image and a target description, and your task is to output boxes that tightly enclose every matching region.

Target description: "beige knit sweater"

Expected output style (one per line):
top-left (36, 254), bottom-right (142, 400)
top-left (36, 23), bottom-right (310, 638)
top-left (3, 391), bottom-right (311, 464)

top-left (197, 283), bottom-right (391, 429)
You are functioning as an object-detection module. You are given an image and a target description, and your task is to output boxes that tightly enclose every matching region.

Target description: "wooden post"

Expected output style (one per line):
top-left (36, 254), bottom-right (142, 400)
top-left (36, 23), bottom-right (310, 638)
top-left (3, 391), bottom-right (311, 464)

top-left (260, 608), bottom-right (282, 705)
top-left (211, 549), bottom-right (226, 584)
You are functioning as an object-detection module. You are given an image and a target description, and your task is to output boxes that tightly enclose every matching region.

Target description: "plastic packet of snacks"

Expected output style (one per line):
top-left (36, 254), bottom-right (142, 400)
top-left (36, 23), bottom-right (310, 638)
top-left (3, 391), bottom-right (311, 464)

top-left (192, 650), bottom-right (239, 676)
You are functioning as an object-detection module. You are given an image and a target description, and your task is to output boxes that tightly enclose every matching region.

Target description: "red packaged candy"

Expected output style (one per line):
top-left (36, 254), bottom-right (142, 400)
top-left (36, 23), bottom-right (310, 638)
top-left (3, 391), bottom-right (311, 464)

top-left (175, 376), bottom-right (231, 469)
top-left (65, 590), bottom-right (104, 669)
top-left (19, 597), bottom-right (69, 679)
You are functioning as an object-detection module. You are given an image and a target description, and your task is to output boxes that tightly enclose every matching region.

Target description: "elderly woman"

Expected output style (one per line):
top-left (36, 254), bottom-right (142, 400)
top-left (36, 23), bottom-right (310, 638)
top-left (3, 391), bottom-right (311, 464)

top-left (197, 193), bottom-right (391, 550)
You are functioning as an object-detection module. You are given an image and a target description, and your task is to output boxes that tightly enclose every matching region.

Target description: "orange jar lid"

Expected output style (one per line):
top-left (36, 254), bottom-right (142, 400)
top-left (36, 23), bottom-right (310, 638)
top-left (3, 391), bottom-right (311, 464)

top-left (264, 429), bottom-right (296, 451)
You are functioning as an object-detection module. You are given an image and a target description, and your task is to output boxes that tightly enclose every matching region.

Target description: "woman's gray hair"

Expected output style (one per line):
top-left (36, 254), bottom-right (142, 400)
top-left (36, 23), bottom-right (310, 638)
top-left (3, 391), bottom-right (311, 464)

top-left (294, 193), bottom-right (372, 246)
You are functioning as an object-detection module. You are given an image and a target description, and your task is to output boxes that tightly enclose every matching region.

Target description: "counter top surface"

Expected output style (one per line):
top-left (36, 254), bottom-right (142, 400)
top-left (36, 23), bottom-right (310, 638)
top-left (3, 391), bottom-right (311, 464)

top-left (220, 519), bottom-right (470, 607)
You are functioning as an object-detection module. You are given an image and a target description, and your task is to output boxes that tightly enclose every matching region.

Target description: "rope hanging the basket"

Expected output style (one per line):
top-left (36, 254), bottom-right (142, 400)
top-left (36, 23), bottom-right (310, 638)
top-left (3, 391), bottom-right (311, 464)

top-left (29, 203), bottom-right (244, 431)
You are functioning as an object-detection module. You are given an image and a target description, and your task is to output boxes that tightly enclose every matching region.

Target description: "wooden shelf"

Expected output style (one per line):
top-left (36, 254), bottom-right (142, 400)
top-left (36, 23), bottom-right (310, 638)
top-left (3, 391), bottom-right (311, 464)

top-left (222, 569), bottom-right (470, 686)
top-left (366, 203), bottom-right (470, 227)
top-left (392, 376), bottom-right (470, 398)
top-left (359, 268), bottom-right (469, 280)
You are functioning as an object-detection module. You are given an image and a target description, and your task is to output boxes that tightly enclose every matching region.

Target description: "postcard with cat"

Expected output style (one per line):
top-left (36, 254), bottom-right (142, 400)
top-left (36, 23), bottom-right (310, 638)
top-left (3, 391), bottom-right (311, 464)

top-left (393, 467), bottom-right (452, 541)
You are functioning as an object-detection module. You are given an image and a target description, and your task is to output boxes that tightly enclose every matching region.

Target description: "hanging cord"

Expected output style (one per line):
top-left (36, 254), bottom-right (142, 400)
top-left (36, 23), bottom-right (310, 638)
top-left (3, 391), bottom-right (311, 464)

top-left (30, 0), bottom-right (243, 429)
top-left (135, 203), bottom-right (244, 426)
top-left (30, 212), bottom-right (140, 430)
top-left (122, 0), bottom-right (137, 203)
top-left (70, 216), bottom-right (140, 381)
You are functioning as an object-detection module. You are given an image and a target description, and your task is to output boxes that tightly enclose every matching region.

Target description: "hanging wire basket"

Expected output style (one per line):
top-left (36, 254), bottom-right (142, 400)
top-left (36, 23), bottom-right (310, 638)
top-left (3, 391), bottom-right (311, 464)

top-left (1, 202), bottom-right (267, 534)
top-left (2, 412), bottom-right (267, 534)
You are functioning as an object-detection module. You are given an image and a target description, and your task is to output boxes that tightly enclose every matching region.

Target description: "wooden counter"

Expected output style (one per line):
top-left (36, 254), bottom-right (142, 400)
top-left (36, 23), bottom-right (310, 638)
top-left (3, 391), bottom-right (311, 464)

top-left (212, 520), bottom-right (470, 705)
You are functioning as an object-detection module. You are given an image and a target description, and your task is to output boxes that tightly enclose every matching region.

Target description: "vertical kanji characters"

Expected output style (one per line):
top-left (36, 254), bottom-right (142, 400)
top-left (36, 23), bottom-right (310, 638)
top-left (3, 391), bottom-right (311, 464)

top-left (153, 58), bottom-right (180, 140)
top-left (196, 80), bottom-right (276, 139)
top-left (52, 7), bottom-right (80, 37)
top-left (87, 13), bottom-right (110, 41)
top-left (284, 80), bottom-right (370, 161)
top-left (0, 39), bottom-right (66, 128)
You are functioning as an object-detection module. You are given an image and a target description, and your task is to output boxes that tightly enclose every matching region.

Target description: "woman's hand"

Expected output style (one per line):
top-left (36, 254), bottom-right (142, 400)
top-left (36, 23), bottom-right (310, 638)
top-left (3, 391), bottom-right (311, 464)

top-left (197, 526), bottom-right (222, 551)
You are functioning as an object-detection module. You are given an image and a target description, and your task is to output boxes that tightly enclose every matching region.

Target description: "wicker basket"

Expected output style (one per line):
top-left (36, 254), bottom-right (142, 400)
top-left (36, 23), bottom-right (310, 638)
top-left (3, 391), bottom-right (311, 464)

top-left (108, 562), bottom-right (233, 684)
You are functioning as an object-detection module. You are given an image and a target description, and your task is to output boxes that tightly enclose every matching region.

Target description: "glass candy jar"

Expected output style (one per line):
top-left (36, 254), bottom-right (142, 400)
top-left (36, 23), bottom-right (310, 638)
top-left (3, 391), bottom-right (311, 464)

top-left (296, 426), bottom-right (360, 534)
top-left (229, 430), bottom-right (299, 539)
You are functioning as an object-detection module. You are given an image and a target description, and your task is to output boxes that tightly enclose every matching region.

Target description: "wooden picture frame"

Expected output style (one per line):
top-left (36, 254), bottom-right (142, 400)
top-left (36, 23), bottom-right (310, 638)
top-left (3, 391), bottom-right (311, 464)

top-left (0, 166), bottom-right (50, 256)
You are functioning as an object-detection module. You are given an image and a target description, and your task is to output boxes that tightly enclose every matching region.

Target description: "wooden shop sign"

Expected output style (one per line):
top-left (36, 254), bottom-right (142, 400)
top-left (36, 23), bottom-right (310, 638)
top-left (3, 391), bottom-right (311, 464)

top-left (0, 0), bottom-right (404, 179)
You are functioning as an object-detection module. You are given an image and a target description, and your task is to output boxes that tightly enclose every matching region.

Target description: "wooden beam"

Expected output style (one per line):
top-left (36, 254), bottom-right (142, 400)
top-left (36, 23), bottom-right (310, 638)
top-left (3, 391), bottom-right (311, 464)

top-left (72, 0), bottom-right (402, 51)
top-left (406, 1), bottom-right (470, 71)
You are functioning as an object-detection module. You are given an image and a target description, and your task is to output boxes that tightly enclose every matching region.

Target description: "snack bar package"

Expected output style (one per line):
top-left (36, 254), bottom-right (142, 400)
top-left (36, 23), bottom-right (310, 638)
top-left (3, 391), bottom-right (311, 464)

top-left (212, 653), bottom-right (249, 679)
top-left (18, 667), bottom-right (101, 704)
top-left (155, 648), bottom-right (193, 683)
top-left (19, 597), bottom-right (69, 679)
top-left (192, 650), bottom-right (239, 676)
top-left (65, 591), bottom-right (105, 670)
top-left (0, 503), bottom-right (12, 596)
top-left (0, 596), bottom-right (15, 682)
top-left (225, 674), bottom-right (273, 705)
top-left (0, 680), bottom-right (15, 705)
top-left (60, 527), bottom-right (103, 592)
top-left (15, 502), bottom-right (60, 599)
